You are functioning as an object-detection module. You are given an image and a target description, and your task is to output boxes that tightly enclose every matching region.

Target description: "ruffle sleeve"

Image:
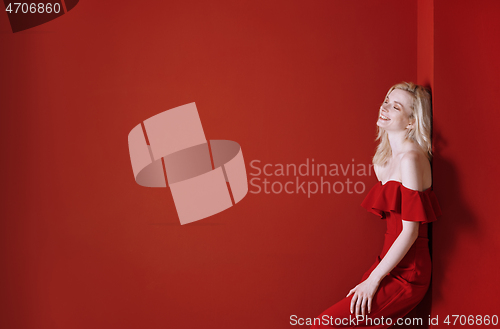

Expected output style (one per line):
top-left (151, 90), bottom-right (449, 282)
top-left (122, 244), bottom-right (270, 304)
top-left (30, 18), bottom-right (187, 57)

top-left (361, 182), bottom-right (400, 219)
top-left (361, 181), bottom-right (443, 224)
top-left (400, 184), bottom-right (442, 224)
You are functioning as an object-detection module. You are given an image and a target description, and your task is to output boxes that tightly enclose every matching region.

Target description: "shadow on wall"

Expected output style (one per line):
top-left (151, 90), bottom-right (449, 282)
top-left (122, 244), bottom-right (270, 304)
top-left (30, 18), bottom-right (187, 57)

top-left (431, 126), bottom-right (479, 304)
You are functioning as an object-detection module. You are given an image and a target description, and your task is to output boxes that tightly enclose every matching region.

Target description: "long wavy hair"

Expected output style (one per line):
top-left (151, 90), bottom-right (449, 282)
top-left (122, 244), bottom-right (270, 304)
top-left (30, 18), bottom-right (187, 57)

top-left (372, 82), bottom-right (433, 166)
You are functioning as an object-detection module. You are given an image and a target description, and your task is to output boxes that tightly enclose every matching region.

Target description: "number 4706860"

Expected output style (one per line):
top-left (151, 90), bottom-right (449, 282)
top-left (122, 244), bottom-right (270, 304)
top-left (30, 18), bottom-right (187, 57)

top-left (443, 315), bottom-right (498, 326)
top-left (5, 3), bottom-right (61, 14)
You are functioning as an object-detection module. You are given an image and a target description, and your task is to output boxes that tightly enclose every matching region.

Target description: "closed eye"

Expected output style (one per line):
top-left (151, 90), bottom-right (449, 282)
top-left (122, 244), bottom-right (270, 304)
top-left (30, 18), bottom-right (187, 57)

top-left (384, 100), bottom-right (399, 110)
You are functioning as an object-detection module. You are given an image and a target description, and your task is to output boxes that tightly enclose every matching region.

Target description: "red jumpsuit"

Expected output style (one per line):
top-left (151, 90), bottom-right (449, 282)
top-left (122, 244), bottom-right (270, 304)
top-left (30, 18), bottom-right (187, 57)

top-left (311, 180), bottom-right (442, 328)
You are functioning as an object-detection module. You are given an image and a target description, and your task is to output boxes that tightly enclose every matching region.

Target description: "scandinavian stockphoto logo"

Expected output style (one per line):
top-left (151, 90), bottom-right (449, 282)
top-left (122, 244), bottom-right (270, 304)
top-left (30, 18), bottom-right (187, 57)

top-left (4, 1), bottom-right (79, 33)
top-left (127, 103), bottom-right (248, 225)
top-left (249, 158), bottom-right (374, 197)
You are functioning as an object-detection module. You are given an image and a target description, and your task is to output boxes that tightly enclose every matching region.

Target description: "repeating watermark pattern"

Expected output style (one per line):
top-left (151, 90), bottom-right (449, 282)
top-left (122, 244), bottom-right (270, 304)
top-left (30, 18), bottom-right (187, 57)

top-left (128, 103), bottom-right (248, 225)
top-left (3, 1), bottom-right (79, 33)
top-left (249, 158), bottom-right (374, 198)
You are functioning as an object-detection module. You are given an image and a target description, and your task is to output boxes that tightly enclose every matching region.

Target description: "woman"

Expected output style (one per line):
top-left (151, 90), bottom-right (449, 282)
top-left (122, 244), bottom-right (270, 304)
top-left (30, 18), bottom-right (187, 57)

top-left (311, 82), bottom-right (442, 328)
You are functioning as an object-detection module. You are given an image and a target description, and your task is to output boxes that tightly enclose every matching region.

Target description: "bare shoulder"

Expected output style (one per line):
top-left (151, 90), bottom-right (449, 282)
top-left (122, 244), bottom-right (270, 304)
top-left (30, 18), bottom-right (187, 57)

top-left (373, 163), bottom-right (381, 181)
top-left (373, 162), bottom-right (388, 181)
top-left (400, 150), bottom-right (431, 191)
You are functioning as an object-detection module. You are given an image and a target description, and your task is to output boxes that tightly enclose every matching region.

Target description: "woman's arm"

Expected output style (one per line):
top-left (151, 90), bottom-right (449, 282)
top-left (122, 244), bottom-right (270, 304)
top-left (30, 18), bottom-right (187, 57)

top-left (347, 151), bottom-right (424, 318)
top-left (368, 221), bottom-right (419, 283)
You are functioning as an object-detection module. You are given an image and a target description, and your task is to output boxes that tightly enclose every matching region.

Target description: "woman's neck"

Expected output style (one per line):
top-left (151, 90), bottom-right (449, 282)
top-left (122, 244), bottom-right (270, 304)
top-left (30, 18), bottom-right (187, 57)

top-left (387, 130), bottom-right (412, 159)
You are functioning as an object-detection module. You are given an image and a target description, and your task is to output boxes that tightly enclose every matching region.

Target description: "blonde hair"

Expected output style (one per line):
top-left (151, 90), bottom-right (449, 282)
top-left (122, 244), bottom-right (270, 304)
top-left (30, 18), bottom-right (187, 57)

top-left (372, 82), bottom-right (433, 166)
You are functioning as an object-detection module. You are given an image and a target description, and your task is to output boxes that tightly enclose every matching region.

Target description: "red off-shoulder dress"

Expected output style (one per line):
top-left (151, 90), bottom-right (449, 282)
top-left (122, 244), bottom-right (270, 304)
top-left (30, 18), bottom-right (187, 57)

top-left (311, 180), bottom-right (442, 328)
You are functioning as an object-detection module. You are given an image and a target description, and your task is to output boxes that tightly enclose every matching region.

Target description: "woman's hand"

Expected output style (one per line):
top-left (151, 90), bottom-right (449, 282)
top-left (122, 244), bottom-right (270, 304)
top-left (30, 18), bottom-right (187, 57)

top-left (346, 277), bottom-right (381, 318)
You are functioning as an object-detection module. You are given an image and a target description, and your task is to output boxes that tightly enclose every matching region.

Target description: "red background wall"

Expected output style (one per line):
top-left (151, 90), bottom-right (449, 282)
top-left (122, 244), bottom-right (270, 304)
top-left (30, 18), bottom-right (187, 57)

top-left (0, 1), bottom-right (498, 328)
top-left (431, 0), bottom-right (500, 322)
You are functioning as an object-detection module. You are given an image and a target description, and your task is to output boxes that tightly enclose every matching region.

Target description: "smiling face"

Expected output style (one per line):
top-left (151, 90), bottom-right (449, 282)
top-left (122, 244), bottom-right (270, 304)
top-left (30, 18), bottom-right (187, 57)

top-left (377, 88), bottom-right (415, 131)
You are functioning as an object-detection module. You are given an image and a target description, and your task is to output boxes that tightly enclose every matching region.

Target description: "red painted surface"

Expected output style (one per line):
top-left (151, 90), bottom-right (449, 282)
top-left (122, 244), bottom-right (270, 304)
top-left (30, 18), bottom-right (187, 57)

top-left (1, 0), bottom-right (497, 328)
top-left (431, 0), bottom-right (500, 323)
top-left (417, 0), bottom-right (434, 90)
